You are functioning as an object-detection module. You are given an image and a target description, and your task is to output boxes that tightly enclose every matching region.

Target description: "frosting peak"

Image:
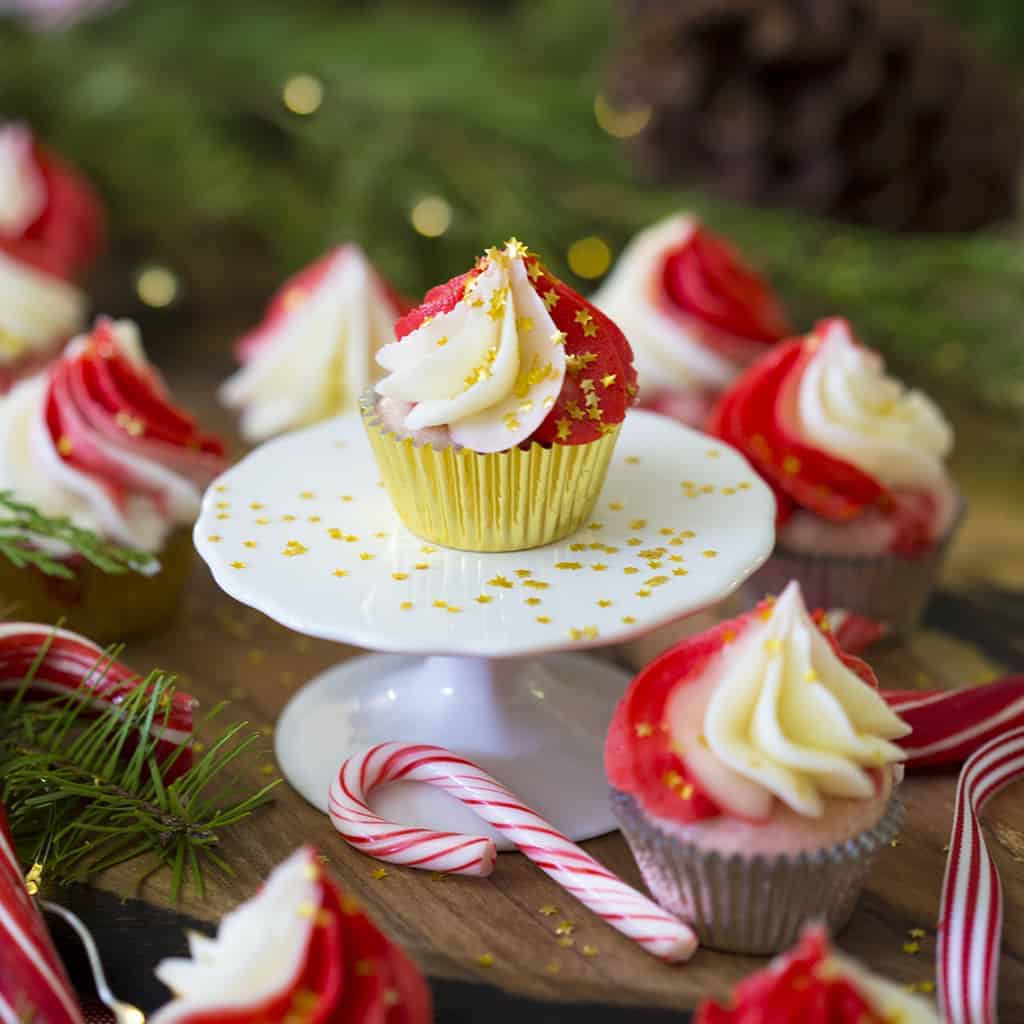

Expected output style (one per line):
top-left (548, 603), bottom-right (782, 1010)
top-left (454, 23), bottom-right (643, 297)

top-left (376, 240), bottom-right (566, 452)
top-left (221, 245), bottom-right (406, 442)
top-left (679, 582), bottom-right (909, 819)
top-left (0, 318), bottom-right (226, 552)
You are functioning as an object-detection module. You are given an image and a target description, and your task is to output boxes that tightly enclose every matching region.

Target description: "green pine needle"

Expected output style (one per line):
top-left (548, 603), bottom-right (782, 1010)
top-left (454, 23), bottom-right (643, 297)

top-left (0, 639), bottom-right (278, 898)
top-left (0, 491), bottom-right (158, 579)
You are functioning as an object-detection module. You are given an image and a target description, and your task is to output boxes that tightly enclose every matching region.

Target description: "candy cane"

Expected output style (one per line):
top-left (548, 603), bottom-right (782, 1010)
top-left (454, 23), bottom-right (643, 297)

top-left (938, 724), bottom-right (1024, 1024)
top-left (0, 802), bottom-right (83, 1024)
top-left (0, 623), bottom-right (195, 776)
top-left (882, 676), bottom-right (1024, 769)
top-left (328, 742), bottom-right (698, 962)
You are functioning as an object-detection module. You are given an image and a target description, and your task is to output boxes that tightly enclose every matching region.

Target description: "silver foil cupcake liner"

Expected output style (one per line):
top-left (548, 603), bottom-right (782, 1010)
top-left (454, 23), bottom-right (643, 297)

top-left (611, 788), bottom-right (903, 955)
top-left (743, 505), bottom-right (964, 637)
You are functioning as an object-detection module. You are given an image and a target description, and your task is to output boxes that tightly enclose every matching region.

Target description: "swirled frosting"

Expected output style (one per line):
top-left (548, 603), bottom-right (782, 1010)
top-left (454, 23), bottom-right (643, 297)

top-left (152, 846), bottom-right (431, 1024)
top-left (0, 318), bottom-right (225, 552)
top-left (221, 245), bottom-right (406, 442)
top-left (593, 214), bottom-right (789, 401)
top-left (696, 925), bottom-right (939, 1024)
top-left (0, 124), bottom-right (46, 235)
top-left (376, 240), bottom-right (566, 452)
top-left (709, 318), bottom-right (956, 553)
top-left (673, 582), bottom-right (909, 820)
top-left (376, 239), bottom-right (636, 451)
top-left (788, 318), bottom-right (952, 493)
top-left (606, 581), bottom-right (909, 826)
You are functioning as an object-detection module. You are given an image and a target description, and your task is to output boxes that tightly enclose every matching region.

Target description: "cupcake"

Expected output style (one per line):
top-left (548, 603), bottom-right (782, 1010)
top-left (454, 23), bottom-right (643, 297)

top-left (364, 238), bottom-right (637, 551)
top-left (0, 124), bottom-right (102, 391)
top-left (695, 925), bottom-right (939, 1022)
top-left (221, 244), bottom-right (408, 442)
top-left (709, 317), bottom-right (960, 635)
top-left (606, 581), bottom-right (910, 954)
top-left (151, 846), bottom-right (432, 1024)
top-left (0, 318), bottom-right (226, 640)
top-left (592, 214), bottom-right (789, 427)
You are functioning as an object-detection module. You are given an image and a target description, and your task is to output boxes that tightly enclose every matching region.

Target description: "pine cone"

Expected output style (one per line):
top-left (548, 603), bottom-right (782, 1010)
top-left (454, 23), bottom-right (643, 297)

top-left (611, 0), bottom-right (1024, 232)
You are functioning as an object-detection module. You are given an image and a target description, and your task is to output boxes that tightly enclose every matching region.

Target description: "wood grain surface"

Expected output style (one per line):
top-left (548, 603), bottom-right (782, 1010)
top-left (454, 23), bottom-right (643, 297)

top-left (82, 319), bottom-right (1024, 1015)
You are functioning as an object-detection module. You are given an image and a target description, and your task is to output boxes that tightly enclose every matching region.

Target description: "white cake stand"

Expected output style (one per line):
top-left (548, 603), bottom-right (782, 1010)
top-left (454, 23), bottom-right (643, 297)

top-left (194, 410), bottom-right (774, 848)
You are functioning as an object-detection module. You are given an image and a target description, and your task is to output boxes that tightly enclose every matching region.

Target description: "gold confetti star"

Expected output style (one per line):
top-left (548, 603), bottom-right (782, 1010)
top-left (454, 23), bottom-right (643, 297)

top-left (536, 615), bottom-right (551, 624)
top-left (542, 288), bottom-right (559, 310)
top-left (282, 540), bottom-right (308, 557)
top-left (371, 867), bottom-right (389, 880)
top-left (414, 561), bottom-right (429, 570)
top-left (608, 501), bottom-right (623, 510)
top-left (230, 560), bottom-right (246, 569)
top-left (392, 572), bottom-right (409, 581)
top-left (300, 490), bottom-right (315, 499)
top-left (673, 568), bottom-right (688, 576)
top-left (601, 374), bottom-right (616, 388)
top-left (487, 575), bottom-right (514, 588)
top-left (539, 905), bottom-right (559, 917)
top-left (557, 936), bottom-right (575, 948)
top-left (333, 569), bottom-right (349, 578)
top-left (581, 945), bottom-right (599, 957)
top-left (208, 534), bottom-right (221, 543)
top-left (522, 579), bottom-right (549, 589)
top-left (623, 566), bottom-right (639, 575)
top-left (515, 316), bottom-right (534, 334)
top-left (903, 941), bottom-right (920, 955)
top-left (555, 921), bottom-right (575, 936)
top-left (592, 563), bottom-right (608, 572)
top-left (635, 722), bottom-right (653, 738)
top-left (475, 594), bottom-right (493, 604)
top-left (551, 329), bottom-right (567, 347)
top-left (476, 953), bottom-right (495, 968)
top-left (555, 561), bottom-right (582, 570)
top-left (515, 569), bottom-right (533, 578)
top-left (908, 928), bottom-right (926, 939)
top-left (622, 616), bottom-right (636, 624)
top-left (703, 549), bottom-right (718, 558)
top-left (359, 552), bottom-right (375, 561)
top-left (400, 601), bottom-right (413, 611)
top-left (555, 417), bottom-right (572, 441)
top-left (525, 597), bottom-right (542, 606)
top-left (636, 589), bottom-right (651, 598)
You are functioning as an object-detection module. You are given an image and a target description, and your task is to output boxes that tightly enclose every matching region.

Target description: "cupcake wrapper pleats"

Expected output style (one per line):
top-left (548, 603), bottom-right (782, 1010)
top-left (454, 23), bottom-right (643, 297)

top-left (611, 788), bottom-right (903, 955)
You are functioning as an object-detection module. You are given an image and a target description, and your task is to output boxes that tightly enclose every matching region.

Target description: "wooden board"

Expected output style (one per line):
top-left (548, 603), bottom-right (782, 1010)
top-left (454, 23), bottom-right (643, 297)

top-left (76, 326), bottom-right (1024, 1016)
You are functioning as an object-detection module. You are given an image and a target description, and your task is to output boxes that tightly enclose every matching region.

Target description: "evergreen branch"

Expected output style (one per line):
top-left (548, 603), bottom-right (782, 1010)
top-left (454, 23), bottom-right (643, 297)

top-left (0, 668), bottom-right (278, 899)
top-left (0, 491), bottom-right (157, 579)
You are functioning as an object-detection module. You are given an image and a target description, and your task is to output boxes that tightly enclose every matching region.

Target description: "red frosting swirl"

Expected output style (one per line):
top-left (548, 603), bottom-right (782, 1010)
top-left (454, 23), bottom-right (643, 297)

top-left (605, 599), bottom-right (880, 826)
top-left (695, 926), bottom-right (886, 1023)
top-left (661, 226), bottom-right (790, 359)
top-left (707, 322), bottom-right (887, 527)
top-left (45, 318), bottom-right (226, 504)
top-left (393, 246), bottom-right (637, 445)
top-left (0, 130), bottom-right (103, 281)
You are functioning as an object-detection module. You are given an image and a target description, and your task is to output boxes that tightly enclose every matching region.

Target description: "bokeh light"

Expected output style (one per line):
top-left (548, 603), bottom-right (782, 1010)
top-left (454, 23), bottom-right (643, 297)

top-left (567, 236), bottom-right (612, 279)
top-left (135, 265), bottom-right (180, 308)
top-left (593, 93), bottom-right (652, 138)
top-left (410, 195), bottom-right (452, 237)
top-left (282, 73), bottom-right (324, 115)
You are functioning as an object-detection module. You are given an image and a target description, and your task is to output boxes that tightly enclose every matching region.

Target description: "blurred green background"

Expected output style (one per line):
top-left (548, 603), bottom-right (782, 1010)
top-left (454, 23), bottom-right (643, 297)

top-left (1, 0), bottom-right (1022, 418)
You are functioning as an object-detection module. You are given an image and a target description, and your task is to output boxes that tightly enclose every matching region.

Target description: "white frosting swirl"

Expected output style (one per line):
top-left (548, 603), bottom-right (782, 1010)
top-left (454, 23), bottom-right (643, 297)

top-left (592, 214), bottom-right (737, 393)
top-left (0, 124), bottom-right (45, 236)
top-left (0, 322), bottom-right (204, 552)
top-left (375, 243), bottom-right (565, 453)
top-left (667, 581), bottom-right (909, 819)
top-left (152, 847), bottom-right (318, 1020)
top-left (220, 246), bottom-right (401, 442)
top-left (0, 251), bottom-right (84, 366)
top-left (787, 319), bottom-right (953, 491)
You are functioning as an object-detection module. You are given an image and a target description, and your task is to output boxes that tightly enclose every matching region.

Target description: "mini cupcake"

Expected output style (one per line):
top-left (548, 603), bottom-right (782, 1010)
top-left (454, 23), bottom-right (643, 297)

top-left (0, 318), bottom-right (226, 640)
top-left (221, 244), bottom-right (408, 442)
top-left (364, 238), bottom-right (637, 551)
top-left (606, 581), bottom-right (910, 954)
top-left (0, 124), bottom-right (102, 391)
top-left (709, 317), bottom-right (960, 635)
top-left (695, 925), bottom-right (938, 1022)
top-left (592, 214), bottom-right (789, 427)
top-left (151, 846), bottom-right (432, 1024)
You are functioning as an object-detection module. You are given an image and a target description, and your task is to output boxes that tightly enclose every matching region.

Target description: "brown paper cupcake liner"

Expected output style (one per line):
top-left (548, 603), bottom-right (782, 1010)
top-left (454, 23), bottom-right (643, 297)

top-left (611, 788), bottom-right (903, 955)
top-left (743, 503), bottom-right (964, 637)
top-left (360, 392), bottom-right (621, 552)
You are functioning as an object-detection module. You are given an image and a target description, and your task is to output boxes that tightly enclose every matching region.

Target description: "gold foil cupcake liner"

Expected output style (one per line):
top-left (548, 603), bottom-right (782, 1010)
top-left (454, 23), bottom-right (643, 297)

top-left (360, 394), bottom-right (621, 552)
top-left (611, 788), bottom-right (903, 955)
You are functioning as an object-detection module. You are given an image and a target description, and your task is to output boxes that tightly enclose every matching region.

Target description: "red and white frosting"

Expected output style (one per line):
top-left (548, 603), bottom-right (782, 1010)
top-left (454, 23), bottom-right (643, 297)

top-left (710, 318), bottom-right (957, 557)
top-left (0, 122), bottom-right (103, 282)
top-left (592, 214), bottom-right (789, 426)
top-left (606, 582), bottom-right (909, 845)
top-left (375, 239), bottom-right (636, 452)
top-left (695, 925), bottom-right (938, 1023)
top-left (222, 245), bottom-right (407, 442)
top-left (0, 318), bottom-right (226, 552)
top-left (151, 846), bottom-right (432, 1024)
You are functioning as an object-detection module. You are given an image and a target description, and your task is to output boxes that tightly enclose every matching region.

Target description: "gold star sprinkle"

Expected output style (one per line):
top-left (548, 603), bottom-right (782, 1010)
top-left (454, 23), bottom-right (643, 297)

top-left (282, 540), bottom-right (308, 557)
top-left (555, 417), bottom-right (572, 441)
top-left (581, 945), bottom-right (599, 957)
top-left (208, 535), bottom-right (221, 543)
top-left (525, 597), bottom-right (542, 606)
top-left (400, 601), bottom-right (413, 610)
top-left (673, 568), bottom-right (688, 576)
top-left (216, 513), bottom-right (230, 520)
top-left (230, 561), bottom-right (246, 569)
top-left (555, 562), bottom-right (582, 570)
top-left (515, 569), bottom-right (533, 578)
top-left (541, 288), bottom-right (560, 311)
top-left (215, 501), bottom-right (230, 510)
top-left (703, 549), bottom-right (718, 558)
top-left (333, 569), bottom-right (349, 578)
top-left (592, 563), bottom-right (608, 572)
top-left (551, 329), bottom-right (567, 347)
top-left (622, 616), bottom-right (636, 624)
top-left (623, 566), bottom-right (639, 575)
top-left (909, 928), bottom-right (925, 939)
top-left (522, 579), bottom-right (549, 589)
top-left (635, 722), bottom-right (653, 738)
top-left (539, 904), bottom-right (559, 917)
top-left (536, 616), bottom-right (551, 624)
top-left (414, 562), bottom-right (429, 570)
top-left (371, 867), bottom-right (389, 880)
top-left (392, 572), bottom-right (409, 581)
top-left (436, 336), bottom-right (448, 347)
top-left (554, 921), bottom-right (575, 936)
top-left (475, 595), bottom-right (493, 604)
top-left (636, 589), bottom-right (651, 598)
top-left (344, 534), bottom-right (359, 542)
top-left (476, 953), bottom-right (495, 968)
top-left (359, 552), bottom-right (375, 561)
top-left (516, 316), bottom-right (534, 334)
top-left (597, 599), bottom-right (612, 607)
top-left (903, 941), bottom-right (920, 955)
top-left (487, 575), bottom-right (514, 588)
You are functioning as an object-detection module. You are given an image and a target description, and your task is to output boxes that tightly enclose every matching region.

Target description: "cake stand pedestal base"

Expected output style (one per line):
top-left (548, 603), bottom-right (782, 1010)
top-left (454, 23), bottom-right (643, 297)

top-left (275, 652), bottom-right (632, 850)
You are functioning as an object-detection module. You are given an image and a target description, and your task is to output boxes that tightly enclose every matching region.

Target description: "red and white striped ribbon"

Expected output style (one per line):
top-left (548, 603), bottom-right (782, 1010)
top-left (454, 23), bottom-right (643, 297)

top-left (883, 676), bottom-right (1024, 769)
top-left (938, 724), bottom-right (1024, 1024)
top-left (328, 742), bottom-right (698, 962)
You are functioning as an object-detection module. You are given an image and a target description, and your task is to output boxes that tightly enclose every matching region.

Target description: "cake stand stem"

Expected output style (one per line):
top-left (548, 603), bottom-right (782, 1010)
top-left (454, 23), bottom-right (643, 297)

top-left (274, 651), bottom-right (633, 850)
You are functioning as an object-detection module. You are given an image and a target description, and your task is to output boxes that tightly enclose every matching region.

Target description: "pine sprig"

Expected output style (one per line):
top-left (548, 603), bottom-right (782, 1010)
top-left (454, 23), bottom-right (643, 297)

top-left (0, 647), bottom-right (278, 898)
top-left (0, 491), bottom-right (158, 579)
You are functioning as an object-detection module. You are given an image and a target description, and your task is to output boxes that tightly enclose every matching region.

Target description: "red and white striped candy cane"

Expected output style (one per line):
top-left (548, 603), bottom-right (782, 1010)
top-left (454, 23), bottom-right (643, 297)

top-left (328, 742), bottom-right (698, 962)
top-left (938, 724), bottom-right (1024, 1024)
top-left (883, 676), bottom-right (1024, 769)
